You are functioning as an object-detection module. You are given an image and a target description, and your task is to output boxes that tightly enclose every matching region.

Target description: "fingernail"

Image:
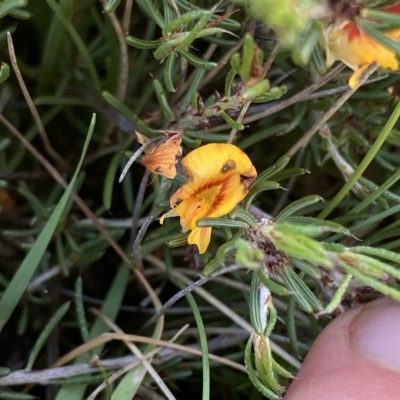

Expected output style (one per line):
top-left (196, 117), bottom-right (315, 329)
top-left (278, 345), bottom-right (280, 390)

top-left (350, 298), bottom-right (400, 373)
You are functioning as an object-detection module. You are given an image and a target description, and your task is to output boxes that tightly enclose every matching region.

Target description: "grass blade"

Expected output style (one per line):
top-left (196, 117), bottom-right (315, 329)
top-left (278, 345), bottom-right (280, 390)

top-left (0, 114), bottom-right (95, 331)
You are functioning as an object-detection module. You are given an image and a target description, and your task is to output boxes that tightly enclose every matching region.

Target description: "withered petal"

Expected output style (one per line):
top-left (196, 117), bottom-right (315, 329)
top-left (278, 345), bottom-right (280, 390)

top-left (142, 134), bottom-right (182, 179)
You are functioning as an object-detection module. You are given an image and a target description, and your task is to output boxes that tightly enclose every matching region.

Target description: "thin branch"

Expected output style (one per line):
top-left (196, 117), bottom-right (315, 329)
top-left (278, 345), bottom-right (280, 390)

top-left (53, 332), bottom-right (248, 373)
top-left (167, 0), bottom-right (180, 17)
top-left (145, 255), bottom-right (302, 369)
top-left (227, 100), bottom-right (251, 144)
top-left (172, 39), bottom-right (243, 105)
top-left (133, 216), bottom-right (153, 269)
top-left (0, 113), bottom-right (131, 264)
top-left (88, 309), bottom-right (176, 400)
top-left (131, 169), bottom-right (151, 245)
top-left (262, 42), bottom-right (282, 77)
top-left (0, 333), bottom-right (247, 386)
top-left (101, 1), bottom-right (129, 102)
top-left (143, 264), bottom-right (242, 328)
top-left (75, 217), bottom-right (145, 228)
top-left (119, 141), bottom-right (153, 183)
top-left (227, 42), bottom-right (281, 144)
top-left (272, 150), bottom-right (304, 215)
top-left (287, 64), bottom-right (378, 156)
top-left (208, 62), bottom-right (346, 132)
top-left (123, 0), bottom-right (133, 34)
top-left (6, 32), bottom-right (68, 169)
top-left (0, 113), bottom-right (163, 331)
top-left (243, 63), bottom-right (346, 125)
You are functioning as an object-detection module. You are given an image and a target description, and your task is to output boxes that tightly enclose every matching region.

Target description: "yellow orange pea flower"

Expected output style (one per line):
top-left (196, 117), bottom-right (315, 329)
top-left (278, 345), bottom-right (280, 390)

top-left (160, 143), bottom-right (257, 254)
top-left (322, 16), bottom-right (400, 89)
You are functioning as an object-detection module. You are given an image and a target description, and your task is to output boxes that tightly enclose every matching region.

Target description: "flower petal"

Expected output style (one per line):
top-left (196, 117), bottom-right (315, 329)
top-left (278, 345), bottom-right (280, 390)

top-left (181, 143), bottom-right (257, 182)
top-left (322, 23), bottom-right (362, 69)
top-left (323, 21), bottom-right (400, 74)
top-left (160, 143), bottom-right (257, 254)
top-left (206, 173), bottom-right (249, 218)
top-left (175, 196), bottom-right (209, 231)
top-left (345, 24), bottom-right (399, 71)
top-left (188, 227), bottom-right (212, 254)
top-left (348, 63), bottom-right (371, 89)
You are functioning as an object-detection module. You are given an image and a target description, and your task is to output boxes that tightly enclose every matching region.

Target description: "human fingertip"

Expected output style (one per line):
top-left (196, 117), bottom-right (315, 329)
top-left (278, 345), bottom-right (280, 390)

top-left (349, 297), bottom-right (400, 373)
top-left (284, 297), bottom-right (400, 400)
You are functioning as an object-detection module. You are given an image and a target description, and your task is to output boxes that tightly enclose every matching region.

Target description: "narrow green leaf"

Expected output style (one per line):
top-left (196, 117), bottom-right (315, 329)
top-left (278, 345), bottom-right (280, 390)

top-left (164, 53), bottom-right (176, 92)
top-left (153, 79), bottom-right (175, 120)
top-left (225, 68), bottom-right (236, 97)
top-left (274, 195), bottom-right (323, 222)
top-left (104, 0), bottom-right (121, 12)
top-left (319, 97), bottom-right (400, 219)
top-left (75, 277), bottom-right (89, 343)
top-left (166, 232), bottom-right (190, 247)
top-left (0, 0), bottom-right (27, 19)
top-left (244, 338), bottom-right (281, 400)
top-left (291, 259), bottom-right (321, 280)
top-left (220, 110), bottom-right (244, 130)
top-left (0, 392), bottom-right (37, 400)
top-left (270, 167), bottom-right (308, 182)
top-left (56, 261), bottom-right (131, 400)
top-left (350, 167), bottom-right (400, 214)
top-left (286, 296), bottom-right (299, 357)
top-left (229, 208), bottom-right (258, 228)
top-left (322, 273), bottom-right (352, 314)
top-left (126, 35), bottom-right (160, 49)
top-left (26, 302), bottom-right (71, 370)
top-left (291, 21), bottom-right (320, 67)
top-left (256, 269), bottom-right (288, 296)
top-left (0, 62), bottom-right (10, 85)
top-left (240, 124), bottom-right (289, 150)
top-left (173, 279), bottom-right (210, 400)
top-left (203, 241), bottom-right (238, 275)
top-left (136, 0), bottom-right (165, 28)
top-left (249, 274), bottom-right (263, 334)
top-left (44, 0), bottom-right (101, 90)
top-left (342, 263), bottom-right (400, 301)
top-left (230, 53), bottom-right (242, 75)
top-left (103, 145), bottom-right (127, 210)
top-left (352, 246), bottom-right (400, 265)
top-left (176, 12), bottom-right (213, 51)
top-left (277, 219), bottom-right (351, 238)
top-left (180, 67), bottom-right (207, 105)
top-left (311, 38), bottom-right (327, 75)
top-left (242, 79), bottom-right (270, 99)
top-left (0, 114), bottom-right (95, 331)
top-left (196, 217), bottom-right (249, 229)
top-left (243, 181), bottom-right (281, 210)
top-left (9, 9), bottom-right (31, 20)
top-left (180, 49), bottom-right (217, 70)
top-left (162, 10), bottom-right (205, 39)
top-left (153, 40), bottom-right (176, 60)
top-left (55, 235), bottom-right (69, 276)
top-left (280, 268), bottom-right (323, 312)
top-left (0, 367), bottom-right (11, 377)
top-left (362, 8), bottom-right (400, 28)
top-left (253, 155), bottom-right (291, 185)
top-left (102, 91), bottom-right (159, 136)
top-left (240, 34), bottom-right (254, 81)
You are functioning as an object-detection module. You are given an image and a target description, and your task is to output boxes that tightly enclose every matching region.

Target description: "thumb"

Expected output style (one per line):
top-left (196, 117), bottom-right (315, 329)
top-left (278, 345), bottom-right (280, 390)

top-left (284, 297), bottom-right (400, 400)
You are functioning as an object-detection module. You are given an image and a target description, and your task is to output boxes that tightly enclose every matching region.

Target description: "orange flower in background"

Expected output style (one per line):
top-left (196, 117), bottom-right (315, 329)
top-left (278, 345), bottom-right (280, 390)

top-left (160, 144), bottom-right (257, 254)
top-left (0, 190), bottom-right (14, 211)
top-left (323, 4), bottom-right (400, 89)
